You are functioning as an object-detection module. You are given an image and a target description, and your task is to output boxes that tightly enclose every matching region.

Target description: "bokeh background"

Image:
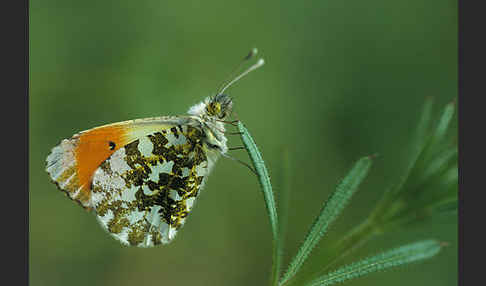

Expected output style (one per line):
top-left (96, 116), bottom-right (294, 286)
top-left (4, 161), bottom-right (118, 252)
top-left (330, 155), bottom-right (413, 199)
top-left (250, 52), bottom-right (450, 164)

top-left (30, 0), bottom-right (457, 285)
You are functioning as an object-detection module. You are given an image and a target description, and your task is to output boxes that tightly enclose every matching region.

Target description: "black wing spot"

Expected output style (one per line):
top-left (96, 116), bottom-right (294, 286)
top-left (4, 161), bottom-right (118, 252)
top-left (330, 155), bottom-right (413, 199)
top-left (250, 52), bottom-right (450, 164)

top-left (109, 141), bottom-right (116, 150)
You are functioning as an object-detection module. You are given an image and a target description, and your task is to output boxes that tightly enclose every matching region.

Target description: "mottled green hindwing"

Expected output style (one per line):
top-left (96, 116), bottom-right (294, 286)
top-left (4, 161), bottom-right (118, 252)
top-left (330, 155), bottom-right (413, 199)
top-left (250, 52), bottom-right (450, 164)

top-left (91, 125), bottom-right (210, 247)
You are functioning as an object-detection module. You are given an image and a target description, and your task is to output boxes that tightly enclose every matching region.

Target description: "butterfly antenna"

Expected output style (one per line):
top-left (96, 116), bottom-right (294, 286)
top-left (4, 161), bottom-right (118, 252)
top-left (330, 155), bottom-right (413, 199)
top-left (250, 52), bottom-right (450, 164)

top-left (216, 48), bottom-right (265, 95)
top-left (215, 48), bottom-right (258, 94)
top-left (218, 58), bottom-right (265, 94)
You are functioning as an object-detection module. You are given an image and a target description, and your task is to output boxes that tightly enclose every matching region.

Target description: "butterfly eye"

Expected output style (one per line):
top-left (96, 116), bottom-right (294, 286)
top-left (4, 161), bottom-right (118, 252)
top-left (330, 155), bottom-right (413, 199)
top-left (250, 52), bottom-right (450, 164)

top-left (108, 141), bottom-right (116, 150)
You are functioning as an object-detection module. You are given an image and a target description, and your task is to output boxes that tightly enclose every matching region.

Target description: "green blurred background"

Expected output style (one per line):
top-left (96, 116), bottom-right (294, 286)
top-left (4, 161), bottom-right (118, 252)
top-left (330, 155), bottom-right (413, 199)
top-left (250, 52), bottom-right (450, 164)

top-left (30, 0), bottom-right (457, 285)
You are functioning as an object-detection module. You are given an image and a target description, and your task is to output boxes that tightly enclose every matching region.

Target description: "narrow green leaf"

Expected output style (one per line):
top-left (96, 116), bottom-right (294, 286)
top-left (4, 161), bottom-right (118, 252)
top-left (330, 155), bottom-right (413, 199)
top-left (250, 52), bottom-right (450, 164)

top-left (421, 162), bottom-right (457, 201)
top-left (420, 101), bottom-right (456, 166)
top-left (422, 148), bottom-right (457, 180)
top-left (401, 98), bottom-right (437, 186)
top-left (433, 101), bottom-right (456, 144)
top-left (305, 240), bottom-right (442, 286)
top-left (238, 122), bottom-right (280, 286)
top-left (425, 191), bottom-right (458, 216)
top-left (434, 200), bottom-right (458, 216)
top-left (442, 164), bottom-right (458, 189)
top-left (414, 97), bottom-right (435, 151)
top-left (427, 196), bottom-right (458, 214)
top-left (411, 147), bottom-right (457, 193)
top-left (272, 148), bottom-right (292, 286)
top-left (371, 98), bottom-right (435, 219)
top-left (238, 121), bottom-right (279, 240)
top-left (280, 156), bottom-right (373, 285)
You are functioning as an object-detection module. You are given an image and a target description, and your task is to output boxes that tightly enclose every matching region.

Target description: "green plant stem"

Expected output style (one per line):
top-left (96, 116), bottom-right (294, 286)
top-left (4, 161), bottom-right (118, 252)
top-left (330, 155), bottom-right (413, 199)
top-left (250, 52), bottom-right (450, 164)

top-left (272, 240), bottom-right (280, 286)
top-left (318, 219), bottom-right (378, 273)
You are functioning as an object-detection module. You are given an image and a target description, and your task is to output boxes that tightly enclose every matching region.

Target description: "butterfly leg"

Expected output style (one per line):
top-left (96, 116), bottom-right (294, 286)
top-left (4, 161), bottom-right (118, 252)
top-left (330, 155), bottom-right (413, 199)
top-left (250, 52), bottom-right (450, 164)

top-left (216, 119), bottom-right (240, 126)
top-left (228, 146), bottom-right (246, 151)
top-left (221, 152), bottom-right (257, 175)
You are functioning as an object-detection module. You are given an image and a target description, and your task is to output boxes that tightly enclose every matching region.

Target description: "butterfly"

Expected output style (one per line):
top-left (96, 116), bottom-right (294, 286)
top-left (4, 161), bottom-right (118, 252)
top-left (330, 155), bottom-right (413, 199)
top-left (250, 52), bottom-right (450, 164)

top-left (46, 50), bottom-right (264, 247)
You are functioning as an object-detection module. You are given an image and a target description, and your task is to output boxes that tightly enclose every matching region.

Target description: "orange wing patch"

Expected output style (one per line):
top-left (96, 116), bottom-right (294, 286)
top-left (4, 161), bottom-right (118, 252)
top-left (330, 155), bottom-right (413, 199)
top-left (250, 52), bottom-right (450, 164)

top-left (46, 124), bottom-right (132, 208)
top-left (75, 125), bottom-right (128, 197)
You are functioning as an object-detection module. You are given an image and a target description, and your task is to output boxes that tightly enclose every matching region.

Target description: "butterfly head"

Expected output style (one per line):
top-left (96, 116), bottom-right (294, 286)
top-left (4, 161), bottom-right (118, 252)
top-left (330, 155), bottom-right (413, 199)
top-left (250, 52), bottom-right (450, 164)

top-left (187, 94), bottom-right (232, 121)
top-left (206, 93), bottom-right (233, 120)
